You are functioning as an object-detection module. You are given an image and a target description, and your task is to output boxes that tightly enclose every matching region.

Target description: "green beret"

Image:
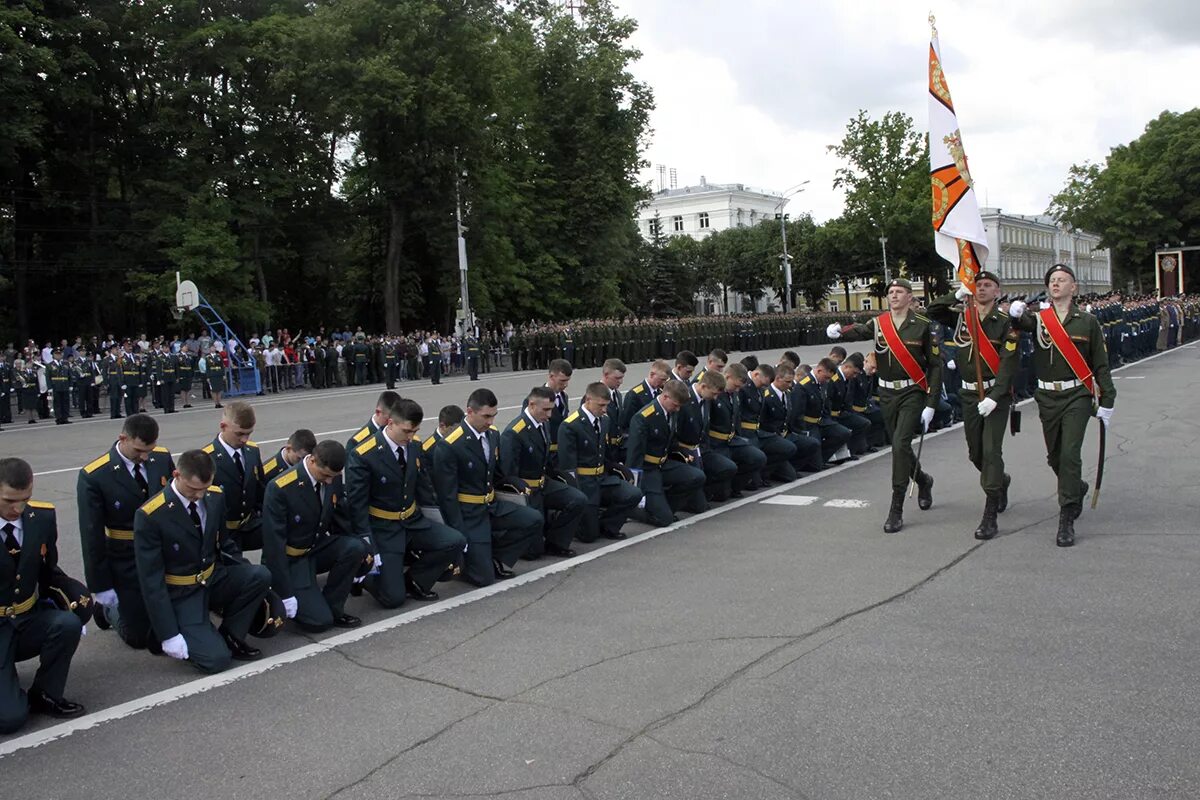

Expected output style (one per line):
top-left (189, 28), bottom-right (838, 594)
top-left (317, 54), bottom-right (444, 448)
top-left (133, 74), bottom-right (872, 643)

top-left (887, 278), bottom-right (913, 291)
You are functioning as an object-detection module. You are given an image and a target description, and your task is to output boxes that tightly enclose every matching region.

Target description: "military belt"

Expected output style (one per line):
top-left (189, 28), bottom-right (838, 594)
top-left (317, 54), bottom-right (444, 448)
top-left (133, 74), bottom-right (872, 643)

top-left (226, 514), bottom-right (254, 531)
top-left (708, 430), bottom-right (733, 442)
top-left (803, 415), bottom-right (821, 424)
top-left (456, 490), bottom-right (496, 505)
top-left (369, 503), bottom-right (418, 521)
top-left (962, 379), bottom-right (995, 391)
top-left (548, 443), bottom-right (558, 453)
top-left (676, 441), bottom-right (699, 450)
top-left (576, 466), bottom-right (604, 476)
top-left (105, 527), bottom-right (134, 541)
top-left (851, 405), bottom-right (868, 413)
top-left (739, 421), bottom-right (759, 431)
top-left (164, 563), bottom-right (214, 587)
top-left (523, 477), bottom-right (545, 488)
top-left (285, 544), bottom-right (312, 557)
top-left (2, 592), bottom-right (39, 617)
top-left (1037, 379), bottom-right (1082, 391)
top-left (643, 454), bottom-right (666, 465)
top-left (877, 378), bottom-right (913, 389)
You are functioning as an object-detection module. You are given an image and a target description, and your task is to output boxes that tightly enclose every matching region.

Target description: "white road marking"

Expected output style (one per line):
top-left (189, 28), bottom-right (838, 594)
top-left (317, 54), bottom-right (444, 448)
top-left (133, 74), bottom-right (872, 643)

top-left (760, 495), bottom-right (819, 506)
top-left (2, 341), bottom-right (1192, 758)
top-left (823, 499), bottom-right (871, 508)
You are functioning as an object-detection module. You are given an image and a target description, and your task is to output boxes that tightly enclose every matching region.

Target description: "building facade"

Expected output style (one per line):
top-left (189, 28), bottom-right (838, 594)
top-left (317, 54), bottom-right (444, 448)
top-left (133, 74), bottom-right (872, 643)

top-left (980, 208), bottom-right (1112, 296)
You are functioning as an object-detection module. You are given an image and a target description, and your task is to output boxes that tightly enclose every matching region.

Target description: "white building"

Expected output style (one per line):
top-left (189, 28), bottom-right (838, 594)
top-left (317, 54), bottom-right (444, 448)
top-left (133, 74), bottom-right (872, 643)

top-left (636, 179), bottom-right (785, 313)
top-left (980, 208), bottom-right (1112, 296)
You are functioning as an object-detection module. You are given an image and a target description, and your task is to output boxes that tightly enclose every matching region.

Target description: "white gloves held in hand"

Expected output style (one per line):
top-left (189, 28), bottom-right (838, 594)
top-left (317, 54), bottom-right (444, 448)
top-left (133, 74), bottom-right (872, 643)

top-left (946, 360), bottom-right (957, 371)
top-left (826, 323), bottom-right (842, 339)
top-left (955, 286), bottom-right (972, 302)
top-left (1008, 300), bottom-right (1027, 318)
top-left (282, 596), bottom-right (298, 618)
top-left (92, 589), bottom-right (119, 607)
top-left (920, 407), bottom-right (935, 433)
top-left (1096, 406), bottom-right (1114, 427)
top-left (977, 397), bottom-right (998, 417)
top-left (162, 634), bottom-right (189, 660)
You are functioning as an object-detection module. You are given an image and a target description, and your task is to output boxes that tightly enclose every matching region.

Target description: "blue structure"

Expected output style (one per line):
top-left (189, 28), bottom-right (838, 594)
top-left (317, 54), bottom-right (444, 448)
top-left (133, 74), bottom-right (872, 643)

top-left (180, 282), bottom-right (261, 397)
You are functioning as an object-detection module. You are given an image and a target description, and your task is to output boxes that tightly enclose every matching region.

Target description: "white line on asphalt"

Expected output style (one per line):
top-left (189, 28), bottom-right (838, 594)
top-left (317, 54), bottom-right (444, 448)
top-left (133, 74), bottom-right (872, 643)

top-left (824, 499), bottom-right (871, 508)
top-left (760, 495), bottom-right (820, 506)
top-left (2, 341), bottom-right (1192, 758)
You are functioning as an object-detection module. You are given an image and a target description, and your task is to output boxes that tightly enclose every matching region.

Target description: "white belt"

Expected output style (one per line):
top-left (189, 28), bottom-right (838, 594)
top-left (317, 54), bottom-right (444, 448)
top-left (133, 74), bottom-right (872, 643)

top-left (962, 379), bottom-right (995, 391)
top-left (1037, 379), bottom-right (1082, 391)
top-left (877, 378), bottom-right (912, 390)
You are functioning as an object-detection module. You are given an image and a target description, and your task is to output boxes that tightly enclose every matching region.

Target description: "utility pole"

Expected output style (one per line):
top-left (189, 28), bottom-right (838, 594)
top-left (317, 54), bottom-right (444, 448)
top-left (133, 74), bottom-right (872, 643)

top-left (454, 151), bottom-right (471, 336)
top-left (879, 235), bottom-right (890, 284)
top-left (774, 181), bottom-right (809, 313)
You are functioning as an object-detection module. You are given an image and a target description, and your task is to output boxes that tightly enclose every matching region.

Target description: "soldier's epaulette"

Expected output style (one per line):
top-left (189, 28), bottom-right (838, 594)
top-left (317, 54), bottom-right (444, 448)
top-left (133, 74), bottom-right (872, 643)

top-left (355, 438), bottom-right (376, 456)
top-left (445, 426), bottom-right (464, 444)
top-left (352, 426), bottom-right (371, 443)
top-left (84, 453), bottom-right (111, 474)
top-left (422, 437), bottom-right (437, 452)
top-left (831, 373), bottom-right (841, 382)
top-left (275, 469), bottom-right (299, 488)
top-left (914, 313), bottom-right (930, 323)
top-left (207, 485), bottom-right (223, 494)
top-left (153, 445), bottom-right (170, 454)
top-left (564, 411), bottom-right (579, 424)
top-left (762, 388), bottom-right (771, 397)
top-left (513, 418), bottom-right (527, 434)
top-left (632, 384), bottom-right (645, 394)
top-left (640, 404), bottom-right (656, 418)
top-left (263, 457), bottom-right (278, 474)
top-left (142, 492), bottom-right (166, 514)
top-left (201, 443), bottom-right (215, 454)
top-left (27, 500), bottom-right (54, 510)
top-left (245, 440), bottom-right (259, 449)
top-left (489, 425), bottom-right (499, 432)
top-left (799, 376), bottom-right (812, 385)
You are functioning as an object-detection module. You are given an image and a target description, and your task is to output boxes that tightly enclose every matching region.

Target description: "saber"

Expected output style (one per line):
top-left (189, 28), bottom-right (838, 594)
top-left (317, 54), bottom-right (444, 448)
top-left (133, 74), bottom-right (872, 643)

top-left (909, 425), bottom-right (926, 498)
top-left (1091, 418), bottom-right (1106, 509)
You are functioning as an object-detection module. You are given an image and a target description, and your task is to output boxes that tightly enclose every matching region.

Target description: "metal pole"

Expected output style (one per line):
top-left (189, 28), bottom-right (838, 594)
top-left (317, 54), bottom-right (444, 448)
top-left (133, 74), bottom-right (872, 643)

top-left (455, 170), bottom-right (471, 336)
top-left (780, 214), bottom-right (791, 313)
top-left (880, 235), bottom-right (890, 284)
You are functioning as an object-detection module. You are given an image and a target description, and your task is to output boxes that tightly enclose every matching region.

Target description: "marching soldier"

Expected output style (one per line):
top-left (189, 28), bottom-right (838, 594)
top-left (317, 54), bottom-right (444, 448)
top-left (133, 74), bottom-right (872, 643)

top-left (2, 458), bottom-right (86, 732)
top-left (262, 440), bottom-right (365, 630)
top-left (431, 389), bottom-right (542, 586)
top-left (1008, 264), bottom-right (1116, 546)
top-left (134, 450), bottom-right (272, 671)
top-left (829, 278), bottom-right (943, 533)
top-left (201, 401), bottom-right (265, 554)
top-left (500, 387), bottom-right (587, 557)
top-left (263, 429), bottom-right (318, 483)
top-left (346, 397), bottom-right (466, 603)
top-left (927, 271), bottom-right (1020, 540)
top-left (77, 413), bottom-right (175, 648)
top-left (556, 382), bottom-right (642, 542)
top-left (625, 379), bottom-right (706, 526)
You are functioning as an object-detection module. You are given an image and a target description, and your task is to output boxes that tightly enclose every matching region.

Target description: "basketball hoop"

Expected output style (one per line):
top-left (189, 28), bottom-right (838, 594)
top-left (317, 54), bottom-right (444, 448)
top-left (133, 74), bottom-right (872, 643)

top-left (170, 306), bottom-right (185, 321)
top-left (175, 275), bottom-right (200, 311)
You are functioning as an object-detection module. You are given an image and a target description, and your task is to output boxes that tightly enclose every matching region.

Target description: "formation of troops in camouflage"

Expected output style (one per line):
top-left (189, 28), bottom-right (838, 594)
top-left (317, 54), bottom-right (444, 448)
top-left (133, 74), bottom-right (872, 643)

top-left (2, 264), bottom-right (1195, 736)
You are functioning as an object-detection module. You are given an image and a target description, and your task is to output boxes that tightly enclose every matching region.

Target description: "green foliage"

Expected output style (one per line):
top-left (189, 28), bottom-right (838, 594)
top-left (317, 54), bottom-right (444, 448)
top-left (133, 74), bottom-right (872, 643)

top-left (1049, 109), bottom-right (1200, 288)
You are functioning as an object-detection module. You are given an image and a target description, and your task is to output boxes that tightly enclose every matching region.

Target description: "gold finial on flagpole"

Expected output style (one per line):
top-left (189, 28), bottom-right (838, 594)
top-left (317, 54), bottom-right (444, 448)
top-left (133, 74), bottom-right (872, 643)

top-left (929, 12), bottom-right (938, 37)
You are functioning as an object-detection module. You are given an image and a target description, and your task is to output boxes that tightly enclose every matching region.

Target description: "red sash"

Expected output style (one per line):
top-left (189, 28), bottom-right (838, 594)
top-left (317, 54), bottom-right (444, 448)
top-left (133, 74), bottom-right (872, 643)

top-left (966, 306), bottom-right (1000, 375)
top-left (877, 313), bottom-right (928, 391)
top-left (1038, 307), bottom-right (1094, 394)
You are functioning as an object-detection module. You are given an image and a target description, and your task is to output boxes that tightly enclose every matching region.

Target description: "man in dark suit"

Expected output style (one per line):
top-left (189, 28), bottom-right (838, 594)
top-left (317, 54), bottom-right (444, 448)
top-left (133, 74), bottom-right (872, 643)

top-left (557, 382), bottom-right (642, 542)
top-left (500, 387), bottom-right (587, 558)
top-left (133, 450), bottom-right (271, 673)
top-left (346, 397), bottom-right (466, 603)
top-left (431, 389), bottom-right (542, 586)
top-left (262, 440), bottom-right (365, 630)
top-left (2, 458), bottom-right (86, 733)
top-left (77, 413), bottom-right (176, 648)
top-left (201, 401), bottom-right (265, 554)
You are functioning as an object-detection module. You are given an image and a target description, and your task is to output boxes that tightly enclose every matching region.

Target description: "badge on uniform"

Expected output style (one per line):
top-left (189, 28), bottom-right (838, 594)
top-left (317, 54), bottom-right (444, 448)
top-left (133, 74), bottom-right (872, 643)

top-left (467, 461), bottom-right (473, 469)
top-left (528, 446), bottom-right (534, 453)
top-left (380, 476), bottom-right (387, 483)
top-left (294, 515), bottom-right (302, 523)
top-left (114, 500), bottom-right (121, 510)
top-left (172, 543), bottom-right (180, 551)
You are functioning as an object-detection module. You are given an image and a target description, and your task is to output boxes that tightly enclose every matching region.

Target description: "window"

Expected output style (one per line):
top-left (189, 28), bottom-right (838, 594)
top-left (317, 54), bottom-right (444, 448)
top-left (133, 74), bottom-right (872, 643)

top-left (672, 215), bottom-right (684, 232)
top-left (829, 300), bottom-right (840, 313)
top-left (861, 298), bottom-right (873, 310)
top-left (698, 212), bottom-right (710, 229)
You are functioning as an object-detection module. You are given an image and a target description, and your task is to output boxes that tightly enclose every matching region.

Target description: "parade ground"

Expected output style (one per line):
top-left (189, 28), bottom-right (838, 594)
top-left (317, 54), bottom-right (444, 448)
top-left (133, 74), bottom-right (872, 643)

top-left (2, 341), bottom-right (1198, 800)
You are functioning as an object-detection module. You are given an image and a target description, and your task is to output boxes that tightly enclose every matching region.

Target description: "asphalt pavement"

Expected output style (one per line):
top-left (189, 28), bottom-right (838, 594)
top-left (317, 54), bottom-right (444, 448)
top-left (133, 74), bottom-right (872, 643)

top-left (2, 341), bottom-right (1198, 800)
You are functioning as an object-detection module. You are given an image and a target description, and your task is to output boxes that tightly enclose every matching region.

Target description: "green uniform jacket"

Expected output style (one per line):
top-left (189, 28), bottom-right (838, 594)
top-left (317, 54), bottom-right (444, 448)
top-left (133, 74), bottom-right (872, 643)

top-left (840, 310), bottom-right (943, 409)
top-left (345, 430), bottom-right (438, 552)
top-left (201, 436), bottom-right (265, 536)
top-left (261, 461), bottom-right (352, 599)
top-left (1013, 303), bottom-right (1116, 409)
top-left (926, 294), bottom-right (1019, 400)
top-left (2, 501), bottom-right (72, 619)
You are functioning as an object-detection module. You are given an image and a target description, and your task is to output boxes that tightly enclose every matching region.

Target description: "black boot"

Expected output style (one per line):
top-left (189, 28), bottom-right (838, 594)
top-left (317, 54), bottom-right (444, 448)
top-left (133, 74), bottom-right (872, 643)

top-left (917, 473), bottom-right (934, 511)
top-left (997, 474), bottom-right (1011, 514)
top-left (883, 490), bottom-right (905, 533)
top-left (1074, 482), bottom-right (1088, 519)
top-left (974, 493), bottom-right (1000, 540)
top-left (1056, 507), bottom-right (1076, 547)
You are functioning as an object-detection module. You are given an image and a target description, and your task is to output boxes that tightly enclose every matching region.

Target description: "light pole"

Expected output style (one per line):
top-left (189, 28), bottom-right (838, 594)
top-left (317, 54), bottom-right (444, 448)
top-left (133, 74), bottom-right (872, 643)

top-left (879, 235), bottom-right (890, 284)
top-left (454, 166), bottom-right (471, 336)
top-left (774, 181), bottom-right (810, 312)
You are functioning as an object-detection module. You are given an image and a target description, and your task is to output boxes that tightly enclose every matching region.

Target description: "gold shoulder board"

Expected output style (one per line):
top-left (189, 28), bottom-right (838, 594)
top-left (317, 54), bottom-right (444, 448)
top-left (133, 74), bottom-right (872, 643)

top-left (84, 453), bottom-right (111, 474)
top-left (275, 469), bottom-right (299, 488)
top-left (355, 438), bottom-right (376, 456)
top-left (142, 492), bottom-right (167, 514)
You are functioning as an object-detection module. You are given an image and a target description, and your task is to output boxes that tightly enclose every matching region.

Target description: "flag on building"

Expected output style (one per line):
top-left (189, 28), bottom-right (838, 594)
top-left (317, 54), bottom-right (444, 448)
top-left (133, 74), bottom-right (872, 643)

top-left (929, 16), bottom-right (989, 292)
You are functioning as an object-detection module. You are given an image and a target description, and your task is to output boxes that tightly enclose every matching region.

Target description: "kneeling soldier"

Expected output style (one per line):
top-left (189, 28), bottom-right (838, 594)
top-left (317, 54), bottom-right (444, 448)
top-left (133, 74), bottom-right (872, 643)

top-left (262, 428), bottom-right (317, 483)
top-left (346, 397), bottom-right (466, 603)
top-left (134, 450), bottom-right (272, 672)
top-left (2, 458), bottom-right (86, 733)
top-left (626, 379), bottom-right (706, 526)
top-left (557, 382), bottom-right (642, 541)
top-left (708, 364), bottom-right (767, 498)
top-left (676, 370), bottom-right (736, 506)
top-left (501, 387), bottom-right (587, 558)
top-left (262, 440), bottom-right (365, 631)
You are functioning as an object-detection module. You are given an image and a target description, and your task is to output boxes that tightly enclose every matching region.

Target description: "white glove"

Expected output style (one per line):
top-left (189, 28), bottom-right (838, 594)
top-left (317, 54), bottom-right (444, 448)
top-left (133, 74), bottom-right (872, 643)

top-left (282, 596), bottom-right (298, 618)
top-left (92, 589), bottom-right (119, 607)
top-left (372, 553), bottom-right (383, 569)
top-left (1008, 300), bottom-right (1027, 318)
top-left (977, 397), bottom-right (998, 417)
top-left (637, 495), bottom-right (647, 510)
top-left (955, 286), bottom-right (972, 301)
top-left (1039, 301), bottom-right (1051, 310)
top-left (826, 323), bottom-right (842, 339)
top-left (1096, 406), bottom-right (1114, 427)
top-left (920, 407), bottom-right (935, 432)
top-left (946, 360), bottom-right (956, 371)
top-left (162, 633), bottom-right (189, 660)
top-left (120, 384), bottom-right (128, 391)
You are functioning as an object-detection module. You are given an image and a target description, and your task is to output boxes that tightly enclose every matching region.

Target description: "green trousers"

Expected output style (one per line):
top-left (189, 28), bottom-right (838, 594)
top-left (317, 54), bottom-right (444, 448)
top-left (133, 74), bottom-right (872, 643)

top-left (961, 393), bottom-right (1010, 493)
top-left (880, 388), bottom-right (928, 493)
top-left (1036, 389), bottom-right (1092, 508)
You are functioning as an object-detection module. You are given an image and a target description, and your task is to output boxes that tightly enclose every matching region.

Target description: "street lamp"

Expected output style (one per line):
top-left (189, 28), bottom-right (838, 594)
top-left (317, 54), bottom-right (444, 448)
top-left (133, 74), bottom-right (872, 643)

top-left (452, 114), bottom-right (497, 337)
top-left (774, 181), bottom-right (810, 312)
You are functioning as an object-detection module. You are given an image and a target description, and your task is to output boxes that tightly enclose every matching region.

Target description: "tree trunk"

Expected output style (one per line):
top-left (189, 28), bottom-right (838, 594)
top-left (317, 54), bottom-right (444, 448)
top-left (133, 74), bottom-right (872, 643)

top-left (384, 196), bottom-right (404, 333)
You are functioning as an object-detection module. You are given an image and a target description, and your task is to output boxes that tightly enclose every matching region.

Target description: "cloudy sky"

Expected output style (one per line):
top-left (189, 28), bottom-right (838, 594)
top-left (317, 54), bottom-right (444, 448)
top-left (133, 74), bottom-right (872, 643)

top-left (614, 0), bottom-right (1200, 223)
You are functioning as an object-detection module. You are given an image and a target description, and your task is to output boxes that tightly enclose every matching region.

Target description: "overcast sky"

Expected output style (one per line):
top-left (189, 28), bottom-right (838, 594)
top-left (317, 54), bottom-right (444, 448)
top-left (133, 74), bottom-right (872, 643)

top-left (615, 0), bottom-right (1200, 223)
